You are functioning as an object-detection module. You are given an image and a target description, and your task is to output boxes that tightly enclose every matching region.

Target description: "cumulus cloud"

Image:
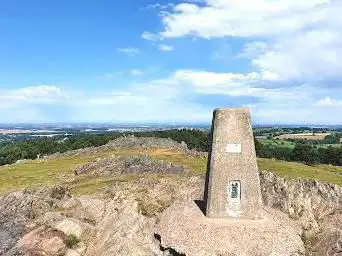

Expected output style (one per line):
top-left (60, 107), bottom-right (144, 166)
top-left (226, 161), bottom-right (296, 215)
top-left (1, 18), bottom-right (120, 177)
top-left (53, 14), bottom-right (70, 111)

top-left (170, 69), bottom-right (309, 101)
top-left (158, 44), bottom-right (174, 51)
top-left (160, 0), bottom-right (335, 38)
top-left (157, 0), bottom-right (342, 83)
top-left (250, 29), bottom-right (342, 81)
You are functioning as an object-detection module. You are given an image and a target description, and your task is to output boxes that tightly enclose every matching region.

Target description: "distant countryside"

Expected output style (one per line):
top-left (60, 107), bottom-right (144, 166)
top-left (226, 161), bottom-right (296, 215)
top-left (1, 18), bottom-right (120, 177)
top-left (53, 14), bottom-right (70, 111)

top-left (0, 125), bottom-right (341, 167)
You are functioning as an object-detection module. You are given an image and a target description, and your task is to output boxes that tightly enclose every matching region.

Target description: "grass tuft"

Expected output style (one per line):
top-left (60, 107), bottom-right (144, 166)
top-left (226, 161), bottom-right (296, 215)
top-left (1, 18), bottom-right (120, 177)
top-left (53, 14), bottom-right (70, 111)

top-left (66, 234), bottom-right (80, 248)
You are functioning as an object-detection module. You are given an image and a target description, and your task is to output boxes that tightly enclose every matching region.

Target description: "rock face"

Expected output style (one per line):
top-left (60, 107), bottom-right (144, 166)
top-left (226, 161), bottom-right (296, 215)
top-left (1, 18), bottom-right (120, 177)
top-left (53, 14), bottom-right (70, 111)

top-left (0, 186), bottom-right (71, 255)
top-left (84, 199), bottom-right (159, 256)
top-left (74, 155), bottom-right (185, 176)
top-left (260, 170), bottom-right (342, 229)
top-left (260, 170), bottom-right (342, 255)
top-left (313, 214), bottom-right (342, 255)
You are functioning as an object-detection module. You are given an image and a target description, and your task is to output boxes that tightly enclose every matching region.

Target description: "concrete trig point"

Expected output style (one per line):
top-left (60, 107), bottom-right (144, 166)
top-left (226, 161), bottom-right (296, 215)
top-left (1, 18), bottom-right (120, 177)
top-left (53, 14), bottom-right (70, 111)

top-left (206, 108), bottom-right (262, 219)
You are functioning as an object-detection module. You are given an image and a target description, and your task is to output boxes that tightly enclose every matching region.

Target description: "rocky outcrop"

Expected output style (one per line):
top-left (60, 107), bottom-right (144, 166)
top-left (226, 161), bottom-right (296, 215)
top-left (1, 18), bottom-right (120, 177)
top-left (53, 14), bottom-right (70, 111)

top-left (0, 171), bottom-right (203, 256)
top-left (312, 213), bottom-right (342, 255)
top-left (74, 155), bottom-right (185, 176)
top-left (0, 186), bottom-right (71, 255)
top-left (84, 199), bottom-right (159, 256)
top-left (260, 170), bottom-right (342, 230)
top-left (47, 136), bottom-right (207, 160)
top-left (104, 136), bottom-right (188, 151)
top-left (47, 136), bottom-right (189, 160)
top-left (260, 171), bottom-right (342, 255)
top-left (6, 226), bottom-right (67, 256)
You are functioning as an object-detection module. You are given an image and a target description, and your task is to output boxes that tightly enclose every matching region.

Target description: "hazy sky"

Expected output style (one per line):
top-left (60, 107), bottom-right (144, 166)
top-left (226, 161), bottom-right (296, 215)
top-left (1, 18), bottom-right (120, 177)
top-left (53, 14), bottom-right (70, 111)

top-left (1, 0), bottom-right (341, 124)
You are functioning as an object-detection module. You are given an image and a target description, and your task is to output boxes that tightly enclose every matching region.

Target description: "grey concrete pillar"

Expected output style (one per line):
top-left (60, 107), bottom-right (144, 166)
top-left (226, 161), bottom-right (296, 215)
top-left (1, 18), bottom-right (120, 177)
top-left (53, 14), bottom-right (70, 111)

top-left (206, 108), bottom-right (262, 219)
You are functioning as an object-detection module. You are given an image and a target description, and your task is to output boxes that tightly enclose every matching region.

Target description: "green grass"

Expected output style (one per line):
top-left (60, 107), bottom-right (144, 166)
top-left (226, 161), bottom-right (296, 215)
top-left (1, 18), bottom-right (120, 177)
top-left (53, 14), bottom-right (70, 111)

top-left (258, 158), bottom-right (342, 185)
top-left (0, 155), bottom-right (93, 193)
top-left (0, 147), bottom-right (341, 195)
top-left (260, 139), bottom-right (295, 148)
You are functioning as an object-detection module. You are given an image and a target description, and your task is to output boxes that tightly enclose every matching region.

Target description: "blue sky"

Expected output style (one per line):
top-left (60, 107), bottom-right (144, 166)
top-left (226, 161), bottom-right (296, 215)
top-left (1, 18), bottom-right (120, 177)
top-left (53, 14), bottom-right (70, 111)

top-left (1, 0), bottom-right (341, 124)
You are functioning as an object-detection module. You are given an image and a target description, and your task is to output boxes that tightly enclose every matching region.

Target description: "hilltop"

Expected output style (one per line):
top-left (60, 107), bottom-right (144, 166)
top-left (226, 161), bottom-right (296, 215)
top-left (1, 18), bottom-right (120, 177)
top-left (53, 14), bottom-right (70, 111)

top-left (0, 136), bottom-right (341, 255)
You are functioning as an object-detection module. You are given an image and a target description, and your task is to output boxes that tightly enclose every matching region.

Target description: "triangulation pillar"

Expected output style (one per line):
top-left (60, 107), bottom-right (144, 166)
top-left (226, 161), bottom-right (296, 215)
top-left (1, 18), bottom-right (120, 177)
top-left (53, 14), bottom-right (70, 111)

top-left (206, 108), bottom-right (262, 219)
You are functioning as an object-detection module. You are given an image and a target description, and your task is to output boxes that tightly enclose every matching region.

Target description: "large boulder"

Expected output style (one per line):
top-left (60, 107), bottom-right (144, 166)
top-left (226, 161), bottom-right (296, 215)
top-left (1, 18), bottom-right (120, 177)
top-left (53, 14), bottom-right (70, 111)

top-left (6, 226), bottom-right (66, 256)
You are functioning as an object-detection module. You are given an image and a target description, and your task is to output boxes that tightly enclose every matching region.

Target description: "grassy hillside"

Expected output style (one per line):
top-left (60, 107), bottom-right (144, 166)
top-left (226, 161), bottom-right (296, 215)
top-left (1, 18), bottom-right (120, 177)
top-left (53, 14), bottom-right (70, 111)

top-left (0, 147), bottom-right (341, 195)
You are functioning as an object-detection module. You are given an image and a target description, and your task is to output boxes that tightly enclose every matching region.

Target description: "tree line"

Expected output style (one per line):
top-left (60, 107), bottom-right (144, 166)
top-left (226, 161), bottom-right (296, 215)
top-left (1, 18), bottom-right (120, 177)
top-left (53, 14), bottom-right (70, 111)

top-left (0, 129), bottom-right (341, 166)
top-left (255, 140), bottom-right (342, 166)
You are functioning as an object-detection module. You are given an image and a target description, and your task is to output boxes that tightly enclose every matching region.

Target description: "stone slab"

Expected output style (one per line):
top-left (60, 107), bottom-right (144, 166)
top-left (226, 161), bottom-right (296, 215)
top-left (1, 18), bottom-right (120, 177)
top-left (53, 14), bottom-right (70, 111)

top-left (157, 201), bottom-right (305, 256)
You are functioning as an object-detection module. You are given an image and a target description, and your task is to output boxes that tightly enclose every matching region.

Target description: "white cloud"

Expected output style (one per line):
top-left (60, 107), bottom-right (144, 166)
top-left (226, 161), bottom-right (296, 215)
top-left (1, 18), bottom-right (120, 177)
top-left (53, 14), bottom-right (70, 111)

top-left (117, 48), bottom-right (141, 56)
top-left (0, 85), bottom-right (63, 108)
top-left (250, 29), bottom-right (342, 81)
top-left (146, 3), bottom-right (161, 9)
top-left (0, 85), bottom-right (68, 122)
top-left (160, 0), bottom-right (334, 38)
top-left (173, 70), bottom-right (259, 88)
top-left (157, 0), bottom-right (342, 84)
top-left (130, 69), bottom-right (144, 76)
top-left (158, 44), bottom-right (174, 51)
top-left (141, 31), bottom-right (160, 41)
top-left (170, 69), bottom-right (307, 100)
top-left (318, 97), bottom-right (342, 106)
top-left (146, 3), bottom-right (175, 10)
top-left (1, 74), bottom-right (341, 124)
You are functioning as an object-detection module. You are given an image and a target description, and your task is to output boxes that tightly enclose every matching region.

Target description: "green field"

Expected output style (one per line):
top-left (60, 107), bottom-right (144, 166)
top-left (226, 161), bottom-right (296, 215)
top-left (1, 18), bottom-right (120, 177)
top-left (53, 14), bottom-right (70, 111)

top-left (0, 147), bottom-right (341, 195)
top-left (259, 138), bottom-right (342, 149)
top-left (260, 139), bottom-right (295, 148)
